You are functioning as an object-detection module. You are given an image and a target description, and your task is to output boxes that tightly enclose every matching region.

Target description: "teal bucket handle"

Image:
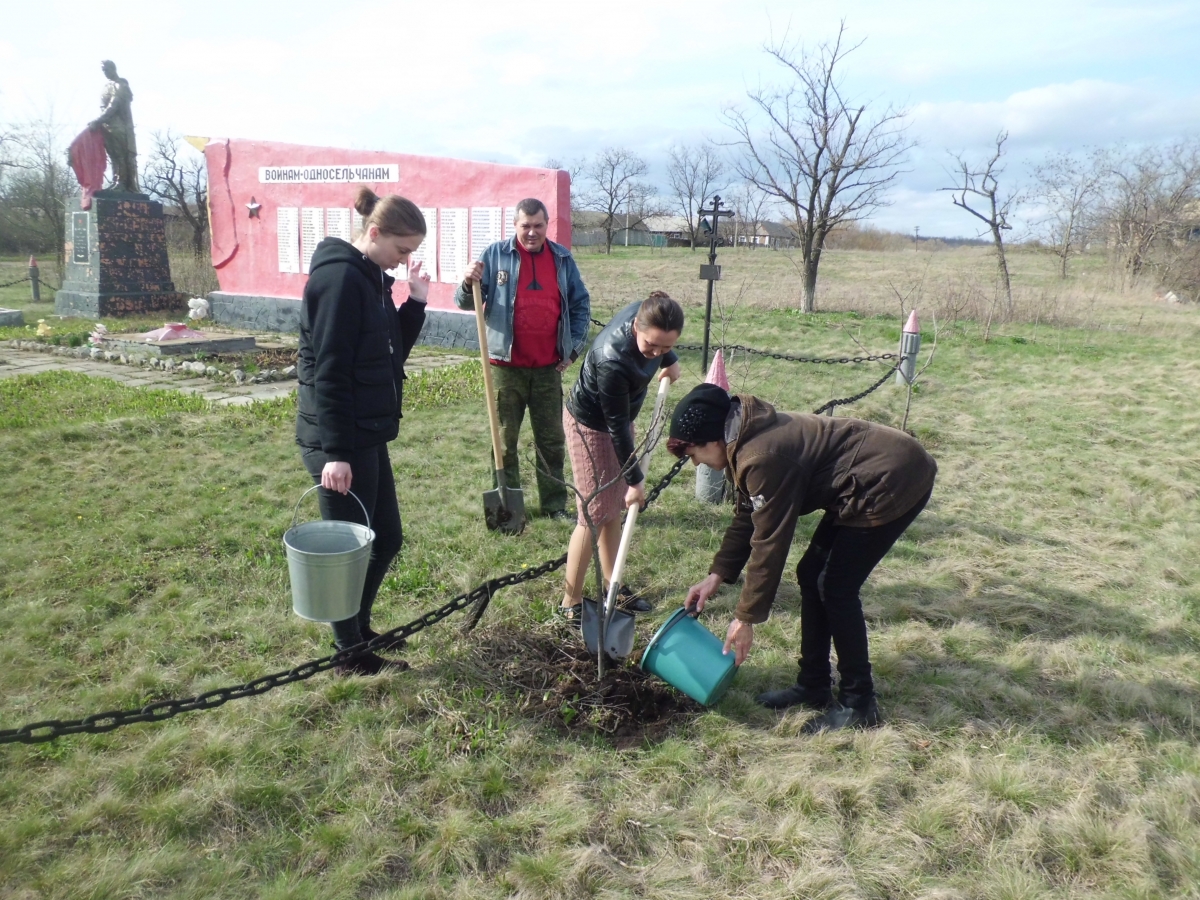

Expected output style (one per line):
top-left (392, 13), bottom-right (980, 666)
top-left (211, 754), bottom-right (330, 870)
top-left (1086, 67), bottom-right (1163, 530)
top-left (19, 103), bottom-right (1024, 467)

top-left (291, 484), bottom-right (371, 531)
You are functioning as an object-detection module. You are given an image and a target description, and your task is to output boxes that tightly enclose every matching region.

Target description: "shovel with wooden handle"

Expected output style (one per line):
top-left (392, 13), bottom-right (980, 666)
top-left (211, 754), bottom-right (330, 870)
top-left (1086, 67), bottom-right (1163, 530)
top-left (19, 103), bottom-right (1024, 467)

top-left (582, 377), bottom-right (672, 663)
top-left (472, 280), bottom-right (525, 535)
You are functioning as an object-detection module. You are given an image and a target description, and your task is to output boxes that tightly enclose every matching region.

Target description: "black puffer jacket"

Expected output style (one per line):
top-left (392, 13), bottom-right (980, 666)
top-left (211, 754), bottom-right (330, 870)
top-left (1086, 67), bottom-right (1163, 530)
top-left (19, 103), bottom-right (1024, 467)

top-left (296, 237), bottom-right (426, 460)
top-left (566, 300), bottom-right (678, 486)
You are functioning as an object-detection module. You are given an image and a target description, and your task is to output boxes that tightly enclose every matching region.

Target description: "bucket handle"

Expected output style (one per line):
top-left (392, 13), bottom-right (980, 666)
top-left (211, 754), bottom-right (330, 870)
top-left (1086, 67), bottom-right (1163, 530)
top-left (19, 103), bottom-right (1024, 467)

top-left (291, 484), bottom-right (371, 530)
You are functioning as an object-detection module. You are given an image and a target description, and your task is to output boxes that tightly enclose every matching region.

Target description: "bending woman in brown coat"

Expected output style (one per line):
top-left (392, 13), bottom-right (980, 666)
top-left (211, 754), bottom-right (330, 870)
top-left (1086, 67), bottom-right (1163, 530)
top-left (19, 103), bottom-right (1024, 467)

top-left (668, 384), bottom-right (937, 733)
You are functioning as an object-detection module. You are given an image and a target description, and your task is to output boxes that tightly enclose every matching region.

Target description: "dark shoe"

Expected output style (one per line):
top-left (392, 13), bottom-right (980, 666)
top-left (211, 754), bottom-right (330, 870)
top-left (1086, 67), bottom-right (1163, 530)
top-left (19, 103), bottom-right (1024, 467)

top-left (332, 645), bottom-right (409, 676)
top-left (756, 683), bottom-right (834, 711)
top-left (558, 603), bottom-right (583, 628)
top-left (616, 585), bottom-right (653, 613)
top-left (800, 697), bottom-right (881, 734)
top-left (544, 509), bottom-right (575, 522)
top-left (363, 628), bottom-right (407, 653)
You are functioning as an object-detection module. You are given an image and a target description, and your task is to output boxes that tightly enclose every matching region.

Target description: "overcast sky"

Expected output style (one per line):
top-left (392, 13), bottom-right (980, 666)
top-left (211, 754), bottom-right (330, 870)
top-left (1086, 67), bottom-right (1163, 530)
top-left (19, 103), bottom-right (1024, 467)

top-left (3, 0), bottom-right (1198, 237)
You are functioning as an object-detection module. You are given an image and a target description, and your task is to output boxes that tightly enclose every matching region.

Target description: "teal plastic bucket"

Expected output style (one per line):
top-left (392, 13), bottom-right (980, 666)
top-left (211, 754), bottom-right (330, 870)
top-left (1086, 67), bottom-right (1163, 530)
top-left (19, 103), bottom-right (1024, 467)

top-left (640, 607), bottom-right (738, 706)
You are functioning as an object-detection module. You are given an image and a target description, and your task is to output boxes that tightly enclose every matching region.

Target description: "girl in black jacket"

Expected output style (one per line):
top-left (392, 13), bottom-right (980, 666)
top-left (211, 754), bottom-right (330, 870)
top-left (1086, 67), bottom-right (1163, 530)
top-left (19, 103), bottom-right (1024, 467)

top-left (559, 292), bottom-right (683, 623)
top-left (296, 187), bottom-right (430, 675)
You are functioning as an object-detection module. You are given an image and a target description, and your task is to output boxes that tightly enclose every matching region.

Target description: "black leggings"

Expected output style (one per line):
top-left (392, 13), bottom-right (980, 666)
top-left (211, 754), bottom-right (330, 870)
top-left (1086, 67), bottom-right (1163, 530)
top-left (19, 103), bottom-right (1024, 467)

top-left (301, 444), bottom-right (403, 648)
top-left (795, 489), bottom-right (932, 703)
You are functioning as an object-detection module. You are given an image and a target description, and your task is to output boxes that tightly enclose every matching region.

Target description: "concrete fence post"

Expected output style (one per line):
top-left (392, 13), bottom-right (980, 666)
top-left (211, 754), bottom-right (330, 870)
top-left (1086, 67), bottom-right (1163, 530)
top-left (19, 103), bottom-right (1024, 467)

top-left (896, 309), bottom-right (920, 385)
top-left (696, 348), bottom-right (730, 504)
top-left (28, 256), bottom-right (40, 303)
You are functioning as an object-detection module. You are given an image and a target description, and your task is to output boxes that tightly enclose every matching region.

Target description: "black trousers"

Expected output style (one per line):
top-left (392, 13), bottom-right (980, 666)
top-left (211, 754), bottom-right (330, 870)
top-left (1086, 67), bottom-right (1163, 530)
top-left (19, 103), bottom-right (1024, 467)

top-left (795, 489), bottom-right (932, 703)
top-left (300, 443), bottom-right (403, 648)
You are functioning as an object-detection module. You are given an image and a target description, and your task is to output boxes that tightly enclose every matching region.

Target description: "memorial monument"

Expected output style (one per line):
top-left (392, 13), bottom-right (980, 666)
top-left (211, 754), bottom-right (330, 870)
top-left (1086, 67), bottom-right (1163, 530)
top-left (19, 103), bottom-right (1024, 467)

top-left (56, 61), bottom-right (183, 318)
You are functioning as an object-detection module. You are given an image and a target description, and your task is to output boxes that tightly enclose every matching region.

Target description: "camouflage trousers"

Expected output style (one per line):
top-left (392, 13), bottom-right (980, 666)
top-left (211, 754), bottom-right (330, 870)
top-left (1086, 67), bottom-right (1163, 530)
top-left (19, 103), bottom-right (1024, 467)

top-left (490, 363), bottom-right (568, 515)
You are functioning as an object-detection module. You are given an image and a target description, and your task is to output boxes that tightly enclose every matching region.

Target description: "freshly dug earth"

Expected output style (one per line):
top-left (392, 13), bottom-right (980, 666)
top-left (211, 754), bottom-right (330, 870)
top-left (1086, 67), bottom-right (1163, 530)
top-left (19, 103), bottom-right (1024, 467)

top-left (465, 626), bottom-right (699, 745)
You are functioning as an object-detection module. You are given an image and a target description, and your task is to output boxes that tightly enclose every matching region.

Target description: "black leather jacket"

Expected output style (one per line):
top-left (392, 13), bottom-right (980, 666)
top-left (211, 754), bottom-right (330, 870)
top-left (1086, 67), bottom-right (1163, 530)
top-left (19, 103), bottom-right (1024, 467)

top-left (566, 300), bottom-right (678, 486)
top-left (296, 238), bottom-right (427, 459)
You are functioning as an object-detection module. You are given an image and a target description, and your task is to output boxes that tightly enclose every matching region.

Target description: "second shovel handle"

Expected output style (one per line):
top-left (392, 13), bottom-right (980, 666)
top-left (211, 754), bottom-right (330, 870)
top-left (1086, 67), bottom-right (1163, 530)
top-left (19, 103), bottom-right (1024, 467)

top-left (472, 281), bottom-right (506, 472)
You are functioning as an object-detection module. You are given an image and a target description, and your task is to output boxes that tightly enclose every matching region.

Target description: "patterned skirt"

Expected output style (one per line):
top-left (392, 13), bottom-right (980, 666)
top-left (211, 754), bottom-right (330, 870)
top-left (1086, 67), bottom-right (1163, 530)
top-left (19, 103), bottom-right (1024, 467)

top-left (563, 407), bottom-right (635, 528)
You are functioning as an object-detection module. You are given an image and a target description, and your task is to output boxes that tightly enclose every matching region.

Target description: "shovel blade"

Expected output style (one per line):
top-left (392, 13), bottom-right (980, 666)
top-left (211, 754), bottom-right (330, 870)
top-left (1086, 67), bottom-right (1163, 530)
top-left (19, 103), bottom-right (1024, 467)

top-left (581, 597), bottom-right (637, 659)
top-left (483, 486), bottom-right (525, 534)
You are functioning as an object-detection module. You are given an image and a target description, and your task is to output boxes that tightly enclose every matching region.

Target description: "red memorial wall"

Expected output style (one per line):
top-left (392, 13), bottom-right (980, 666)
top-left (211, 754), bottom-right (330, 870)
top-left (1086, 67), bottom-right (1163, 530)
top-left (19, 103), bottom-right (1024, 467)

top-left (199, 137), bottom-right (570, 333)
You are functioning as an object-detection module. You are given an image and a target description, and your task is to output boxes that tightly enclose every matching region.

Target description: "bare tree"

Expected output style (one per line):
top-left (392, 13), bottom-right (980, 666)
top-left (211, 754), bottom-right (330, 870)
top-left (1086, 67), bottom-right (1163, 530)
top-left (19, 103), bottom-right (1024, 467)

top-left (723, 22), bottom-right (912, 311)
top-left (1027, 149), bottom-right (1103, 278)
top-left (580, 147), bottom-right (650, 254)
top-left (665, 143), bottom-right (726, 250)
top-left (727, 181), bottom-right (772, 248)
top-left (141, 130), bottom-right (209, 257)
top-left (943, 131), bottom-right (1018, 314)
top-left (1096, 141), bottom-right (1200, 284)
top-left (542, 157), bottom-right (585, 184)
top-left (0, 116), bottom-right (73, 273)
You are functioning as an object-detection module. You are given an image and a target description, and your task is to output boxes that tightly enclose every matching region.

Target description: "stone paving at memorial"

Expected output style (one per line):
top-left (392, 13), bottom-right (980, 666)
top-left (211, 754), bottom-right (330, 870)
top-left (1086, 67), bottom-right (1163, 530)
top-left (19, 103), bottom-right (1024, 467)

top-left (0, 344), bottom-right (471, 406)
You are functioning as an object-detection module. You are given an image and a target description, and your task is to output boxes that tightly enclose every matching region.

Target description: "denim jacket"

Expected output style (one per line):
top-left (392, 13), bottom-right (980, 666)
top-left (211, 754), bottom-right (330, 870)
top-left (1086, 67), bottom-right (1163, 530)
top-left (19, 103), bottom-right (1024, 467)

top-left (453, 237), bottom-right (591, 365)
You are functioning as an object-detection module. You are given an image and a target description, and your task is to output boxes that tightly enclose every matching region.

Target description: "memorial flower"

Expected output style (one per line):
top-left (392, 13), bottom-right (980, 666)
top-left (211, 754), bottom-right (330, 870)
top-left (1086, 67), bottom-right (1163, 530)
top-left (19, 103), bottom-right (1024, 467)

top-left (89, 323), bottom-right (108, 346)
top-left (36, 319), bottom-right (52, 337)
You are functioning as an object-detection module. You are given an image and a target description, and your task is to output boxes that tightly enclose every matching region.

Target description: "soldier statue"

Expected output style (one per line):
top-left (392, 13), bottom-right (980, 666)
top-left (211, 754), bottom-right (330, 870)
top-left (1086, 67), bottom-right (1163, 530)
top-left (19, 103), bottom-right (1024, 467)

top-left (88, 60), bottom-right (138, 193)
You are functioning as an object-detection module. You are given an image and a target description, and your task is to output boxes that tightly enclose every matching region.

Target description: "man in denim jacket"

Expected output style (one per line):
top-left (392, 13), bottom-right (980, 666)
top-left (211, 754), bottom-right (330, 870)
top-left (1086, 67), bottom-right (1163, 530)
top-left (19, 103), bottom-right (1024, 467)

top-left (455, 198), bottom-right (591, 519)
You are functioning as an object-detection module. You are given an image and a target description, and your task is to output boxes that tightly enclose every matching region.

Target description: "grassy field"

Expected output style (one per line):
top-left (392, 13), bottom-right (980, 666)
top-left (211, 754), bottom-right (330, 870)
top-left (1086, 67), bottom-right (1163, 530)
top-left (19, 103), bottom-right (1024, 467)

top-left (2, 249), bottom-right (1200, 898)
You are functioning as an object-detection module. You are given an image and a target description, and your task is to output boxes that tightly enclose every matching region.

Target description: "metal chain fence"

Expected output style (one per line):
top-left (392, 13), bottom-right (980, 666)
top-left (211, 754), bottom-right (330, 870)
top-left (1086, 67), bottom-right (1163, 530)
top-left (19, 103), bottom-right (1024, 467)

top-left (0, 459), bottom-right (690, 746)
top-left (0, 318), bottom-right (904, 746)
top-left (589, 318), bottom-right (898, 366)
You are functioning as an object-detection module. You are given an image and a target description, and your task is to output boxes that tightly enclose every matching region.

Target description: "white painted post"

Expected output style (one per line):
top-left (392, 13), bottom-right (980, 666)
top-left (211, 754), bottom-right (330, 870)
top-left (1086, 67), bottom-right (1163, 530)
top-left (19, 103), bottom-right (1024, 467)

top-left (896, 309), bottom-right (920, 385)
top-left (696, 349), bottom-right (729, 504)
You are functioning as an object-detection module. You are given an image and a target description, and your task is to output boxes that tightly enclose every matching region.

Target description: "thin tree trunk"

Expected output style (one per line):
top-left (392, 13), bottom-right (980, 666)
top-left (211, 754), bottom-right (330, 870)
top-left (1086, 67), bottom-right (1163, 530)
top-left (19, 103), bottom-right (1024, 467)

top-left (992, 225), bottom-right (1013, 315)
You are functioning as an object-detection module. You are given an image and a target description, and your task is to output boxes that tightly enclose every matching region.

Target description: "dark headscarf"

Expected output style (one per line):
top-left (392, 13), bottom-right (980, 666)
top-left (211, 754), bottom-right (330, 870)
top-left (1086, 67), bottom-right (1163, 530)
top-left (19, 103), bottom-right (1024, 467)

top-left (670, 383), bottom-right (731, 445)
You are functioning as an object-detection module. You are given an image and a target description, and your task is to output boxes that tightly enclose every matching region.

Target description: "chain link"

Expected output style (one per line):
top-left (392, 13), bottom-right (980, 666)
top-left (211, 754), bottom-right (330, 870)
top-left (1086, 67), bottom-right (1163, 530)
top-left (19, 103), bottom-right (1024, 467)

top-left (811, 363), bottom-right (902, 416)
top-left (0, 275), bottom-right (30, 290)
top-left (590, 318), bottom-right (896, 366)
top-left (0, 461), bottom-right (690, 745)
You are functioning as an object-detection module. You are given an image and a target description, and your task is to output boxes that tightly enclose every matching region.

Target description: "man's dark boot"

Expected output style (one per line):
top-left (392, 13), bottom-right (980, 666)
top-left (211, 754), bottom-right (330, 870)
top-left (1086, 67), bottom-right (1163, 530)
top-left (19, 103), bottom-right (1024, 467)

top-left (756, 683), bottom-right (834, 710)
top-left (800, 694), bottom-right (880, 734)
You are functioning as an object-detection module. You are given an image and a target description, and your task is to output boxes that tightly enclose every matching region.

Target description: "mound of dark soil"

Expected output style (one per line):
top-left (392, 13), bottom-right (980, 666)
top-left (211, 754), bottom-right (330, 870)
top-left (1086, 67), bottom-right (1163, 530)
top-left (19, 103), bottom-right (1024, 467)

top-left (466, 627), bottom-right (699, 746)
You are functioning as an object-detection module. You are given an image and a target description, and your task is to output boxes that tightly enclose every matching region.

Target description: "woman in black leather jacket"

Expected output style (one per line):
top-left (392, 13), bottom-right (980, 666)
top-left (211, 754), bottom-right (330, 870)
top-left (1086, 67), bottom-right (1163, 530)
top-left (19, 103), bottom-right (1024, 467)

top-left (559, 292), bottom-right (683, 622)
top-left (296, 186), bottom-right (430, 675)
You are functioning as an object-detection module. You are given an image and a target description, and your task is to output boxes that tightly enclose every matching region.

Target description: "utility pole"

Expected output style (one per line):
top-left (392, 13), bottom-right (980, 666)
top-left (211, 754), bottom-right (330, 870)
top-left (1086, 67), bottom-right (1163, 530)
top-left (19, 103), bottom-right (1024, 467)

top-left (697, 195), bottom-right (735, 373)
top-left (913, 225), bottom-right (920, 251)
top-left (625, 186), bottom-right (631, 247)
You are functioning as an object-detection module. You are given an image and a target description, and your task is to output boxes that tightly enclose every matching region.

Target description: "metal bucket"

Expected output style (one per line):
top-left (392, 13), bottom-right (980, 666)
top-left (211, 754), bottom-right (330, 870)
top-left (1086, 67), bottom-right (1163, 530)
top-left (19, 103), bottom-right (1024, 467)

top-left (640, 607), bottom-right (738, 706)
top-left (283, 486), bottom-right (374, 622)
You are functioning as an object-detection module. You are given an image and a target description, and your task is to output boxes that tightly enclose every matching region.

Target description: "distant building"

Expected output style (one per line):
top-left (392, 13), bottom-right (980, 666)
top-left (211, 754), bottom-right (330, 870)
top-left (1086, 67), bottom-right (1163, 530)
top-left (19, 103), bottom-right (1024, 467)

top-left (643, 215), bottom-right (695, 247)
top-left (571, 210), bottom-right (656, 247)
top-left (728, 220), bottom-right (798, 249)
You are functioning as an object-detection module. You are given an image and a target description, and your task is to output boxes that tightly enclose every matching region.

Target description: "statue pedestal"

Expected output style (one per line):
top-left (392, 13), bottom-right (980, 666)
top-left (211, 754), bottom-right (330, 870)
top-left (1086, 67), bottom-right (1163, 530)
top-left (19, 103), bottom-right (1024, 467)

top-left (55, 191), bottom-right (185, 318)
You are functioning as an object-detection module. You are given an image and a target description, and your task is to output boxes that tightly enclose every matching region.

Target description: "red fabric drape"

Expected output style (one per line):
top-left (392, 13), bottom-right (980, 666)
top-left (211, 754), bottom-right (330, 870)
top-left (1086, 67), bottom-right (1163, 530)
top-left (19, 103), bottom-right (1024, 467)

top-left (69, 128), bottom-right (107, 210)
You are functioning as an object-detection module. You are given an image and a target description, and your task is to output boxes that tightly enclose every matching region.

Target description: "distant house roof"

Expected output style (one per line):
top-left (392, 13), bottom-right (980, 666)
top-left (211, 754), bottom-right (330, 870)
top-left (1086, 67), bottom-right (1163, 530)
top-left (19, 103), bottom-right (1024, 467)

top-left (760, 221), bottom-right (796, 238)
top-left (572, 209), bottom-right (650, 231)
top-left (643, 215), bottom-right (691, 234)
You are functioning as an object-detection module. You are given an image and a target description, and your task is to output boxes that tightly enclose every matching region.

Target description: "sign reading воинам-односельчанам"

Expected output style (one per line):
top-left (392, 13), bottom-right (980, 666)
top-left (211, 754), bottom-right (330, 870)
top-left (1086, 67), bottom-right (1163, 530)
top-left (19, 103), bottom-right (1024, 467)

top-left (258, 165), bottom-right (399, 184)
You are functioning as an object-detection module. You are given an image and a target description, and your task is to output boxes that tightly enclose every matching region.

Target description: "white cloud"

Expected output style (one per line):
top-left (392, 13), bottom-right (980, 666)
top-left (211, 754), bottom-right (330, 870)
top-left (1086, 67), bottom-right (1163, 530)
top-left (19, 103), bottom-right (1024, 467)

top-left (912, 79), bottom-right (1200, 151)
